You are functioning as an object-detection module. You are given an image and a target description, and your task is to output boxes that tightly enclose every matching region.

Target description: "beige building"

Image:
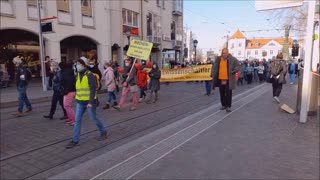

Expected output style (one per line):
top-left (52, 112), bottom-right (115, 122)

top-left (0, 0), bottom-right (183, 77)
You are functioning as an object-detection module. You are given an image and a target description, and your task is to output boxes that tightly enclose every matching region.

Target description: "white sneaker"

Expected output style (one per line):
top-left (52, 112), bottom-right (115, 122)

top-left (290, 82), bottom-right (294, 85)
top-left (274, 96), bottom-right (280, 103)
top-left (138, 98), bottom-right (143, 103)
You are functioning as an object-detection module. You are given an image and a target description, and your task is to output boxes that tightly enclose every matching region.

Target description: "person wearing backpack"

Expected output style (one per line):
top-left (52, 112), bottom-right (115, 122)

top-left (269, 53), bottom-right (287, 103)
top-left (87, 58), bottom-right (102, 106)
top-left (12, 57), bottom-right (32, 117)
top-left (66, 58), bottom-right (107, 149)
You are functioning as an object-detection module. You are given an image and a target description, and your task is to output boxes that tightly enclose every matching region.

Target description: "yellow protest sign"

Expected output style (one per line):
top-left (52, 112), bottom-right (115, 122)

top-left (156, 65), bottom-right (213, 82)
top-left (127, 40), bottom-right (153, 60)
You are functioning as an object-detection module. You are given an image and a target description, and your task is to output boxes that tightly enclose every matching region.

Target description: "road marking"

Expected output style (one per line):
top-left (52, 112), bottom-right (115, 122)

top-left (90, 85), bottom-right (269, 180)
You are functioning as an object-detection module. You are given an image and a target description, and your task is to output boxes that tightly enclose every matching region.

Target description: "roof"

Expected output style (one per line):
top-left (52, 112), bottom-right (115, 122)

top-left (246, 38), bottom-right (293, 49)
top-left (229, 30), bottom-right (246, 39)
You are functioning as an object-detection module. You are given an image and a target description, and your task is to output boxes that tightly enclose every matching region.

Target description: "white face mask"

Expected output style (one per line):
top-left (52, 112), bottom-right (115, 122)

top-left (125, 63), bottom-right (130, 66)
top-left (89, 65), bottom-right (94, 68)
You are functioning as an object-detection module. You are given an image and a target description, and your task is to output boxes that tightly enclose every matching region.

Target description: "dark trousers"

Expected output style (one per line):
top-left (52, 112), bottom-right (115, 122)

top-left (272, 81), bottom-right (283, 97)
top-left (140, 86), bottom-right (147, 98)
top-left (219, 83), bottom-right (232, 108)
top-left (247, 74), bottom-right (253, 84)
top-left (205, 81), bottom-right (212, 95)
top-left (49, 90), bottom-right (67, 116)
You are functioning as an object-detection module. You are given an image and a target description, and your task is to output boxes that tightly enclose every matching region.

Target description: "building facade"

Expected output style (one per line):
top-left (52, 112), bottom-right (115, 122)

top-left (0, 0), bottom-right (183, 77)
top-left (228, 30), bottom-right (295, 61)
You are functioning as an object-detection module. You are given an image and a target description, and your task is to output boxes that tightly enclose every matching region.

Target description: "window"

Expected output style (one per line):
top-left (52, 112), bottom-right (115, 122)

top-left (122, 9), bottom-right (139, 28)
top-left (269, 43), bottom-right (275, 46)
top-left (231, 43), bottom-right (234, 48)
top-left (57, 0), bottom-right (70, 12)
top-left (156, 0), bottom-right (160, 7)
top-left (238, 51), bottom-right (241, 56)
top-left (255, 50), bottom-right (258, 55)
top-left (248, 42), bottom-right (251, 47)
top-left (27, 0), bottom-right (37, 6)
top-left (238, 43), bottom-right (242, 47)
top-left (247, 51), bottom-right (251, 55)
top-left (162, 0), bottom-right (165, 9)
top-left (270, 50), bottom-right (273, 55)
top-left (171, 21), bottom-right (176, 40)
top-left (81, 0), bottom-right (92, 17)
top-left (255, 42), bottom-right (260, 47)
top-left (147, 13), bottom-right (152, 36)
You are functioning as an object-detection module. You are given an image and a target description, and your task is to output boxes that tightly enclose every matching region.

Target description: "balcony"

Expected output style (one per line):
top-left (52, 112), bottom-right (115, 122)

top-left (172, 40), bottom-right (182, 47)
top-left (173, 0), bottom-right (183, 16)
top-left (147, 36), bottom-right (161, 45)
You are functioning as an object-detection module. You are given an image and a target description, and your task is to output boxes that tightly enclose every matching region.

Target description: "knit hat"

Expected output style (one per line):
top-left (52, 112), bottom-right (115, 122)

top-left (13, 57), bottom-right (22, 64)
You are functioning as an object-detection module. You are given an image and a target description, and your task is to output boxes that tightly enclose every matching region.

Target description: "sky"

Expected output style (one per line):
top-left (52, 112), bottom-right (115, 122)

top-left (183, 0), bottom-right (286, 53)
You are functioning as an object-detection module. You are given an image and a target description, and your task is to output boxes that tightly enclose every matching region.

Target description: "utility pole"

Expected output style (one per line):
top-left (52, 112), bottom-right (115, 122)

top-left (37, 0), bottom-right (46, 91)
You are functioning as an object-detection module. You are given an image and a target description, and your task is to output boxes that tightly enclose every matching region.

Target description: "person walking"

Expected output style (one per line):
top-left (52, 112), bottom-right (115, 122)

top-left (237, 62), bottom-right (245, 86)
top-left (269, 53), bottom-right (287, 103)
top-left (66, 58), bottom-right (107, 149)
top-left (246, 62), bottom-right (254, 84)
top-left (204, 60), bottom-right (213, 96)
top-left (113, 58), bottom-right (138, 111)
top-left (137, 64), bottom-right (148, 102)
top-left (102, 61), bottom-right (118, 109)
top-left (61, 62), bottom-right (76, 125)
top-left (12, 57), bottom-right (32, 117)
top-left (212, 48), bottom-right (240, 112)
top-left (43, 62), bottom-right (68, 120)
top-left (257, 61), bottom-right (265, 82)
top-left (44, 56), bottom-right (52, 90)
top-left (288, 59), bottom-right (298, 84)
top-left (146, 62), bottom-right (161, 104)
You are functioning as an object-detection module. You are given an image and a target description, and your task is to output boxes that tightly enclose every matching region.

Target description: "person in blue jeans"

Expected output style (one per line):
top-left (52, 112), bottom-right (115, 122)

top-left (13, 57), bottom-right (32, 117)
top-left (66, 58), bottom-right (107, 149)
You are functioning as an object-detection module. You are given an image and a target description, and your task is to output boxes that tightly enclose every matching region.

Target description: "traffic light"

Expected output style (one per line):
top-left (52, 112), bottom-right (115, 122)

top-left (291, 44), bottom-right (299, 57)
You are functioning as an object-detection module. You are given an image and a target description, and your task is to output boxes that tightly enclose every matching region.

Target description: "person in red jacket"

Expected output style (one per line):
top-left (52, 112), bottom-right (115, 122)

top-left (137, 65), bottom-right (148, 103)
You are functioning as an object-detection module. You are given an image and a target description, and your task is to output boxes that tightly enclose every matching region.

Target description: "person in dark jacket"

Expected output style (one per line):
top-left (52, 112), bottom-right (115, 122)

top-left (43, 62), bottom-right (67, 120)
top-left (12, 57), bottom-right (32, 117)
top-left (66, 58), bottom-right (107, 149)
top-left (269, 53), bottom-right (287, 103)
top-left (146, 62), bottom-right (161, 104)
top-left (87, 58), bottom-right (102, 106)
top-left (212, 48), bottom-right (240, 112)
top-left (113, 58), bottom-right (138, 111)
top-left (61, 62), bottom-right (76, 125)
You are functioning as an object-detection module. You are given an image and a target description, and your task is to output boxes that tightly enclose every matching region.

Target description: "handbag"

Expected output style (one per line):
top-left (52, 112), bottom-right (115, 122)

top-left (129, 85), bottom-right (139, 93)
top-left (266, 72), bottom-right (273, 83)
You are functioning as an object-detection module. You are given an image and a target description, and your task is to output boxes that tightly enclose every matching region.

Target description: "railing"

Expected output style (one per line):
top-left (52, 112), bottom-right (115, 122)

top-left (147, 36), bottom-right (161, 44)
top-left (172, 40), bottom-right (182, 47)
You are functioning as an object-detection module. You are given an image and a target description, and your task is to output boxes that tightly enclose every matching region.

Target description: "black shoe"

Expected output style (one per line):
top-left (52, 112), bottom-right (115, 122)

top-left (113, 102), bottom-right (118, 106)
top-left (66, 141), bottom-right (79, 149)
top-left (220, 106), bottom-right (226, 110)
top-left (43, 115), bottom-right (53, 120)
top-left (60, 115), bottom-right (68, 120)
top-left (96, 99), bottom-right (100, 107)
top-left (103, 104), bottom-right (110, 109)
top-left (226, 107), bottom-right (232, 112)
top-left (96, 132), bottom-right (108, 141)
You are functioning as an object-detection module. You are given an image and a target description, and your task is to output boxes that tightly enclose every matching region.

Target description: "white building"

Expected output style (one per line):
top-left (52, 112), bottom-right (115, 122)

top-left (0, 0), bottom-right (183, 76)
top-left (228, 30), bottom-right (295, 61)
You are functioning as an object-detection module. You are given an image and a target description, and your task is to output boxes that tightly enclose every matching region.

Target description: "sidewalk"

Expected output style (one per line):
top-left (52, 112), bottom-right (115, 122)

top-left (51, 84), bottom-right (319, 179)
top-left (0, 79), bottom-right (52, 108)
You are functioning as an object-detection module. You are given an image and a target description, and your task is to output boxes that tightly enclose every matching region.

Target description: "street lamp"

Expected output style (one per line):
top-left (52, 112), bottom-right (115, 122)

top-left (193, 39), bottom-right (198, 63)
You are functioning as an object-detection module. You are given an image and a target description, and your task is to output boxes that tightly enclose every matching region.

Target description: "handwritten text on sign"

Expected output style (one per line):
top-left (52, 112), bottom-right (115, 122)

top-left (127, 40), bottom-right (153, 60)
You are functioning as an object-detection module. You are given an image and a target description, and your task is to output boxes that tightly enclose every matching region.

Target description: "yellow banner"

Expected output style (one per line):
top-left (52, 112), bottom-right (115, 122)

top-left (158, 65), bottom-right (213, 82)
top-left (127, 40), bottom-right (153, 60)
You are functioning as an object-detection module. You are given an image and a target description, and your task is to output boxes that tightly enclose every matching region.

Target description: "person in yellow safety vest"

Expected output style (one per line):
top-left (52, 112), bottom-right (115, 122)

top-left (66, 57), bottom-right (107, 149)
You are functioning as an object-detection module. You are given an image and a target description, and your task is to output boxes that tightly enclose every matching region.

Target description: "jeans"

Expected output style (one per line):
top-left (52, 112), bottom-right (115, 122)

top-left (289, 73), bottom-right (295, 83)
top-left (64, 92), bottom-right (75, 122)
top-left (17, 85), bottom-right (32, 112)
top-left (49, 90), bottom-right (67, 117)
top-left (204, 81), bottom-right (211, 95)
top-left (219, 82), bottom-right (232, 108)
top-left (72, 102), bottom-right (106, 143)
top-left (119, 87), bottom-right (138, 108)
top-left (107, 91), bottom-right (117, 104)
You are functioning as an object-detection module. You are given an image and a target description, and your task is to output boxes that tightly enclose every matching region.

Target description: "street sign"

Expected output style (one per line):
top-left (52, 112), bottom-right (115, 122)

top-left (127, 40), bottom-right (153, 60)
top-left (255, 0), bottom-right (303, 11)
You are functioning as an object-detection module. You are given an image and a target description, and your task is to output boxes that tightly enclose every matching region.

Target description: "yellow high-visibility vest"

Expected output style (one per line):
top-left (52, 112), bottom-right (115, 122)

top-left (75, 71), bottom-right (97, 101)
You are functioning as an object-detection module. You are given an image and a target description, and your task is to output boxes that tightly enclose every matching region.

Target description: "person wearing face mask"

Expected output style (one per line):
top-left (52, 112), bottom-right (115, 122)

top-left (43, 62), bottom-right (68, 120)
top-left (113, 58), bottom-right (138, 111)
top-left (12, 57), bottom-right (32, 117)
top-left (66, 58), bottom-right (107, 149)
top-left (146, 63), bottom-right (161, 104)
top-left (212, 48), bottom-right (240, 112)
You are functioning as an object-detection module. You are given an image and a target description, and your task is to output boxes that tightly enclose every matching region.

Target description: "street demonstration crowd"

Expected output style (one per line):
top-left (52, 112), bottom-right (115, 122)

top-left (10, 48), bottom-right (305, 148)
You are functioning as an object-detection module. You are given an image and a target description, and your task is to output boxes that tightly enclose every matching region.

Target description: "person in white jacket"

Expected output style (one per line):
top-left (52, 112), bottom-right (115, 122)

top-left (102, 61), bottom-right (117, 109)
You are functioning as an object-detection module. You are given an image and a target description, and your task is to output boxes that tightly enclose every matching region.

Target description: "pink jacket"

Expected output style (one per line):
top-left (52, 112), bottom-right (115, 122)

top-left (103, 67), bottom-right (116, 92)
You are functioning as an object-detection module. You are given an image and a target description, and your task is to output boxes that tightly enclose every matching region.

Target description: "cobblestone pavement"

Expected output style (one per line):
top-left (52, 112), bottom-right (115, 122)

top-left (1, 82), bottom-right (260, 179)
